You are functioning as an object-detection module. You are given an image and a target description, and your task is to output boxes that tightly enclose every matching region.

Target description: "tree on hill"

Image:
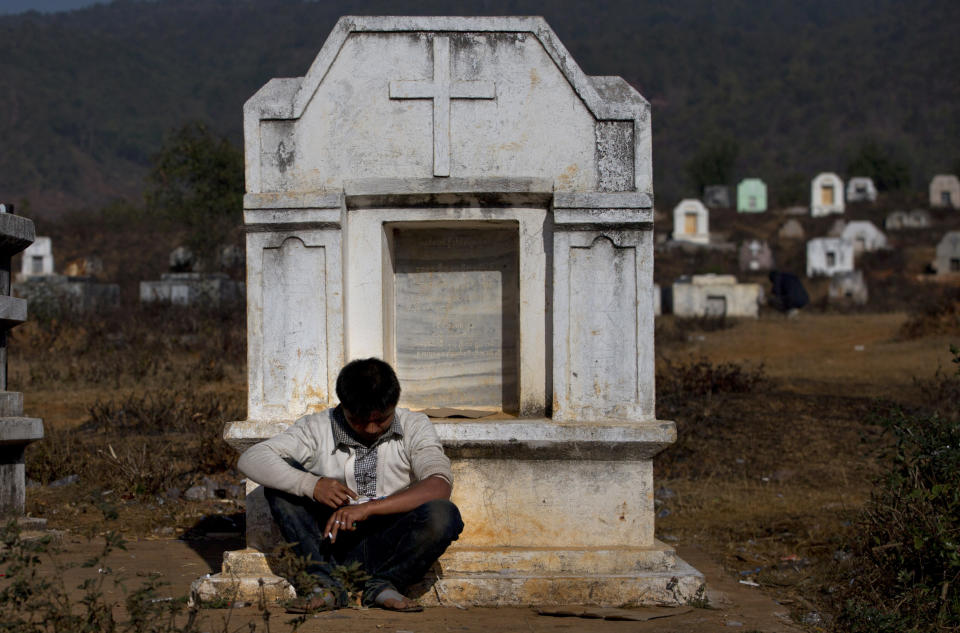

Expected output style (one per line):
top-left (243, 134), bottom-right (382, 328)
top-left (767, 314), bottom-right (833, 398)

top-left (686, 135), bottom-right (739, 194)
top-left (145, 121), bottom-right (243, 265)
top-left (846, 139), bottom-right (911, 192)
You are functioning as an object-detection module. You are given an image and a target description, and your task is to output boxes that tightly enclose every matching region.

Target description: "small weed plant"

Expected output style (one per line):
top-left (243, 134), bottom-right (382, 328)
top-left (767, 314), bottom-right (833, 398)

top-left (0, 520), bottom-right (198, 632)
top-left (0, 521), bottom-right (307, 632)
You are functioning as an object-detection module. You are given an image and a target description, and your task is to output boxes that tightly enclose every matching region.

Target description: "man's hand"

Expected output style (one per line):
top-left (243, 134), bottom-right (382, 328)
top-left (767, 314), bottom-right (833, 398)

top-left (313, 477), bottom-right (358, 508)
top-left (324, 502), bottom-right (375, 543)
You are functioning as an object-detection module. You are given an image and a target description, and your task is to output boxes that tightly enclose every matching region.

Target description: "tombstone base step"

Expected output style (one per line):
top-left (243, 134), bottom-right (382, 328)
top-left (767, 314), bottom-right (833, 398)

top-left (192, 548), bottom-right (703, 607)
top-left (189, 570), bottom-right (295, 607)
top-left (410, 557), bottom-right (704, 607)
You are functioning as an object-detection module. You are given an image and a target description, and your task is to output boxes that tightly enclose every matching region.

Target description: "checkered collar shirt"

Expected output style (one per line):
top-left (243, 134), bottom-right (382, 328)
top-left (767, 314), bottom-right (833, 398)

top-left (330, 406), bottom-right (403, 497)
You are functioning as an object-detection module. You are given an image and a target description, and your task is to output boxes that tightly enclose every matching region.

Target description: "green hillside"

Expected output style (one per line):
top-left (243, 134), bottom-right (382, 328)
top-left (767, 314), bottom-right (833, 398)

top-left (1, 0), bottom-right (958, 215)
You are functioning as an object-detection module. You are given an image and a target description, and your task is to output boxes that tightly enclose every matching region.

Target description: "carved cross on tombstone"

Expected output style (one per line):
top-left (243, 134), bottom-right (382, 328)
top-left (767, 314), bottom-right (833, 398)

top-left (389, 36), bottom-right (496, 177)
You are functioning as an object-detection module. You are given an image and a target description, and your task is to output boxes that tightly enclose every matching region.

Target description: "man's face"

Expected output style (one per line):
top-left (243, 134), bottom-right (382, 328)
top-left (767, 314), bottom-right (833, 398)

top-left (342, 406), bottom-right (396, 444)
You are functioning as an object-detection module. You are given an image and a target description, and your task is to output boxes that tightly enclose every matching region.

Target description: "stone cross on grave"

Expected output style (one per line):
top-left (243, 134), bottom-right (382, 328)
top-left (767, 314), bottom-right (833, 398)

top-left (389, 36), bottom-right (496, 177)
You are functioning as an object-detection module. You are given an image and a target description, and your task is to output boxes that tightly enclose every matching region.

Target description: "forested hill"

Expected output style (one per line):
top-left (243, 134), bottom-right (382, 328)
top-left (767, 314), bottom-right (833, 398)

top-left (2, 0), bottom-right (959, 215)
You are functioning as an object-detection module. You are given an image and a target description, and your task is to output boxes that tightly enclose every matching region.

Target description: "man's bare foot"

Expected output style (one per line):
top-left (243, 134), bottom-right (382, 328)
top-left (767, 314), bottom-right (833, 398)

top-left (373, 588), bottom-right (423, 612)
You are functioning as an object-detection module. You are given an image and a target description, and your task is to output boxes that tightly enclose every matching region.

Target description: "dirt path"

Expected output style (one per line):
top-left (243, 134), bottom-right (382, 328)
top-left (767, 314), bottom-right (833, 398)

top-left (35, 535), bottom-right (801, 632)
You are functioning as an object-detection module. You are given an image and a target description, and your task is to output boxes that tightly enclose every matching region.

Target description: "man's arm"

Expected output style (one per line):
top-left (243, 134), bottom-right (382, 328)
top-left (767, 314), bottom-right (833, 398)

top-left (323, 475), bottom-right (451, 542)
top-left (238, 415), bottom-right (357, 506)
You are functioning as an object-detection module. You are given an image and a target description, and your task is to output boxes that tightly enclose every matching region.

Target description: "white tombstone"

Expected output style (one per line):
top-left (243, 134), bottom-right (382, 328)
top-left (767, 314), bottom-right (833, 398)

top-left (935, 231), bottom-right (960, 275)
top-left (845, 177), bottom-right (877, 203)
top-left (810, 172), bottom-right (845, 216)
top-left (18, 236), bottom-right (54, 279)
top-left (930, 175), bottom-right (960, 210)
top-left (841, 221), bottom-right (887, 254)
top-left (806, 237), bottom-right (854, 277)
top-left (670, 274), bottom-right (761, 318)
top-left (195, 16), bottom-right (701, 607)
top-left (672, 198), bottom-right (709, 244)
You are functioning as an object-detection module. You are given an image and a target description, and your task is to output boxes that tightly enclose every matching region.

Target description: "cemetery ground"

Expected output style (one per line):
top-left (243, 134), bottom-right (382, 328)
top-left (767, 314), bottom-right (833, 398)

top-left (3, 302), bottom-right (957, 632)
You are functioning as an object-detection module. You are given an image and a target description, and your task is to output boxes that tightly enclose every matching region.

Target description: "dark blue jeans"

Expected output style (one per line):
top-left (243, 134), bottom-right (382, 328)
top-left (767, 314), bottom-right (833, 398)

top-left (264, 487), bottom-right (463, 606)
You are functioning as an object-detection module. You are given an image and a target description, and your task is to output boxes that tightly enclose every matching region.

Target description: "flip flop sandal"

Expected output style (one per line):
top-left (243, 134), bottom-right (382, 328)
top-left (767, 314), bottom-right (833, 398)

top-left (284, 587), bottom-right (338, 614)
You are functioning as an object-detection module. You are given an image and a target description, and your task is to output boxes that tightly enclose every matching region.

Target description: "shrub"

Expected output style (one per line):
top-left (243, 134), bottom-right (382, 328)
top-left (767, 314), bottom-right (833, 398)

top-left (898, 287), bottom-right (960, 340)
top-left (837, 346), bottom-right (960, 632)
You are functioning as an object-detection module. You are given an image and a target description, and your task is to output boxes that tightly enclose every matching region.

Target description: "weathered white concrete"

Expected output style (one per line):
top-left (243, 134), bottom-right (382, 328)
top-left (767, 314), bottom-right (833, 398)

top-left (935, 231), bottom-right (960, 275)
top-left (671, 199), bottom-right (709, 244)
top-left (810, 173), bottom-right (845, 216)
top-left (806, 237), bottom-right (854, 277)
top-left (846, 177), bottom-right (877, 203)
top-left (930, 174), bottom-right (960, 210)
top-left (139, 273), bottom-right (243, 308)
top-left (17, 236), bottom-right (54, 280)
top-left (207, 15), bottom-right (701, 607)
top-left (0, 210), bottom-right (43, 520)
top-left (670, 274), bottom-right (761, 318)
top-left (841, 221), bottom-right (887, 254)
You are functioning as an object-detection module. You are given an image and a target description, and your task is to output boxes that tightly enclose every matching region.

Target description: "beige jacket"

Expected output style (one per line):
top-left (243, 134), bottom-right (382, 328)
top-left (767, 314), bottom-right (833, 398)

top-left (237, 407), bottom-right (453, 499)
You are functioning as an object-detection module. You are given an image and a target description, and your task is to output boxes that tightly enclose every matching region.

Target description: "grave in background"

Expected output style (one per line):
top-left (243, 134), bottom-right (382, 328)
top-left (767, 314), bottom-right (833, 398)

top-left (736, 178), bottom-right (767, 213)
top-left (13, 236), bottom-right (118, 312)
top-left (669, 274), bottom-right (762, 318)
top-left (739, 239), bottom-right (774, 272)
top-left (930, 175), bottom-right (960, 210)
top-left (18, 236), bottom-right (54, 278)
top-left (672, 199), bottom-right (710, 244)
top-left (810, 172), bottom-right (845, 217)
top-left (193, 15), bottom-right (702, 607)
top-left (807, 237), bottom-right (854, 277)
top-left (841, 221), bottom-right (887, 254)
top-left (140, 247), bottom-right (244, 307)
top-left (935, 231), bottom-right (960, 275)
top-left (778, 219), bottom-right (805, 240)
top-left (885, 210), bottom-right (931, 231)
top-left (0, 205), bottom-right (44, 525)
top-left (828, 271), bottom-right (868, 305)
top-left (846, 177), bottom-right (877, 203)
top-left (703, 185), bottom-right (730, 208)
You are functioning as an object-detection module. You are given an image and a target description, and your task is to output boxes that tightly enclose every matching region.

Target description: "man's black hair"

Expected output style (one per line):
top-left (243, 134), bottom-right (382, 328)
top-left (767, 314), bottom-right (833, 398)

top-left (335, 358), bottom-right (401, 418)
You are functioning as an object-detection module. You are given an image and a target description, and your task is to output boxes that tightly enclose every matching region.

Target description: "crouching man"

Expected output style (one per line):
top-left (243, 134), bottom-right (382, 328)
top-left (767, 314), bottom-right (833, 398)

top-left (238, 358), bottom-right (463, 613)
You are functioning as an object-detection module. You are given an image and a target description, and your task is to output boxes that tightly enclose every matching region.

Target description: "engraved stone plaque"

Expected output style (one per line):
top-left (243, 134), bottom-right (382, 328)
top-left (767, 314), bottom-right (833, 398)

top-left (392, 226), bottom-right (519, 412)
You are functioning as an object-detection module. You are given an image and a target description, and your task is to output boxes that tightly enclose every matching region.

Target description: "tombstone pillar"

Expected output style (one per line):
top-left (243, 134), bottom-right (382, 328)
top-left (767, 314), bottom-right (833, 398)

top-left (192, 16), bottom-right (702, 606)
top-left (0, 205), bottom-right (44, 522)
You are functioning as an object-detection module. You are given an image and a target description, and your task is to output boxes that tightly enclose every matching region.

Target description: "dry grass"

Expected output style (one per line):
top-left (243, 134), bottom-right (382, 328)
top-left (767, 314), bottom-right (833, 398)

top-left (11, 303), bottom-right (246, 535)
top-left (7, 298), bottom-right (956, 630)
